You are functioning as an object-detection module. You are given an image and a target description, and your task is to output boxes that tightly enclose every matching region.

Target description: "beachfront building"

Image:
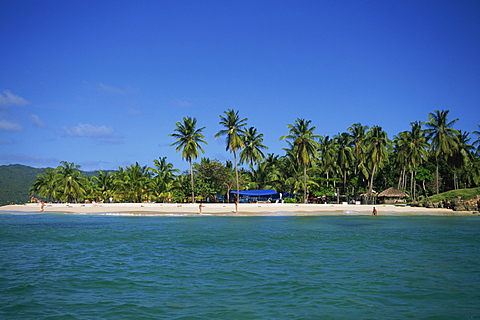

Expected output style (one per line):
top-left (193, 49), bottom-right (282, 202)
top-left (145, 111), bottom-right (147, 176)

top-left (377, 187), bottom-right (408, 204)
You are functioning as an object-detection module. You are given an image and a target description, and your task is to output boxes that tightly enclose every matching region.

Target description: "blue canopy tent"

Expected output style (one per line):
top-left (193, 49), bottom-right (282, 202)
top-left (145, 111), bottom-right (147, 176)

top-left (230, 189), bottom-right (280, 202)
top-left (230, 189), bottom-right (277, 196)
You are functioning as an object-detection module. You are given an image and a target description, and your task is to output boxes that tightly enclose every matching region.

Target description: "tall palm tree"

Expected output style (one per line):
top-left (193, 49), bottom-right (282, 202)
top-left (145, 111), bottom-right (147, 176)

top-left (393, 122), bottom-right (429, 197)
top-left (215, 109), bottom-right (248, 207)
top-left (424, 110), bottom-right (459, 194)
top-left (280, 119), bottom-right (320, 203)
top-left (239, 126), bottom-right (268, 171)
top-left (348, 123), bottom-right (369, 173)
top-left (393, 131), bottom-right (410, 191)
top-left (405, 121), bottom-right (429, 199)
top-left (364, 126), bottom-right (391, 198)
top-left (318, 135), bottom-right (337, 186)
top-left (170, 117), bottom-right (207, 203)
top-left (334, 132), bottom-right (354, 194)
top-left (282, 147), bottom-right (319, 201)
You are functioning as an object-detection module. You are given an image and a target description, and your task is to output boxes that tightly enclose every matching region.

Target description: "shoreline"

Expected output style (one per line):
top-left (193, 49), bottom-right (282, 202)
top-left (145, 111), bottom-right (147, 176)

top-left (0, 202), bottom-right (476, 216)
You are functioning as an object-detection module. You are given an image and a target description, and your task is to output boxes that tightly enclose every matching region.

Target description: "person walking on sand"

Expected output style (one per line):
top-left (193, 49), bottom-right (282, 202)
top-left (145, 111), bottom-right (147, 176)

top-left (41, 200), bottom-right (45, 213)
top-left (372, 207), bottom-right (377, 216)
top-left (235, 201), bottom-right (239, 213)
top-left (199, 203), bottom-right (205, 214)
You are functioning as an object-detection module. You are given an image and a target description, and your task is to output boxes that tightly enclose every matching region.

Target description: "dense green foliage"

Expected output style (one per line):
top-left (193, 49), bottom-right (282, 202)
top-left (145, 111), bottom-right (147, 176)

top-left (0, 164), bottom-right (104, 205)
top-left (2, 110), bottom-right (480, 205)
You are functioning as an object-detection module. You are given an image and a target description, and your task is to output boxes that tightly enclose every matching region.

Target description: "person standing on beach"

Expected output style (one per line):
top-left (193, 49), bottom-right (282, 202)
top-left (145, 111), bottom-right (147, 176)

top-left (199, 203), bottom-right (205, 214)
top-left (41, 200), bottom-right (45, 213)
top-left (372, 207), bottom-right (377, 215)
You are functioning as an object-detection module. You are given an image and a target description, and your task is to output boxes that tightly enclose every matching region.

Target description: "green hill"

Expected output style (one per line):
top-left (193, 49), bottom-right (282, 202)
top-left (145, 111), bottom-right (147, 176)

top-left (0, 164), bottom-right (45, 205)
top-left (428, 187), bottom-right (480, 202)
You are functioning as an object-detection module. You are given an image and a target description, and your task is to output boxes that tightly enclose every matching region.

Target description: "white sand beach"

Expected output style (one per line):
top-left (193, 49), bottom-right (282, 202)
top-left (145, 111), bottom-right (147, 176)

top-left (0, 202), bottom-right (475, 216)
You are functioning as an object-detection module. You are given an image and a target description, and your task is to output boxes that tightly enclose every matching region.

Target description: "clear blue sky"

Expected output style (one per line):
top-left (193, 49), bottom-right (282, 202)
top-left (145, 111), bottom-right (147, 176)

top-left (1, 0), bottom-right (479, 172)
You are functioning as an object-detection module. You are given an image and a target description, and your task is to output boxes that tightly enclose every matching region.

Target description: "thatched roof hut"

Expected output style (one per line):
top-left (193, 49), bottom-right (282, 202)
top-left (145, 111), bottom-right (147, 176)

top-left (377, 187), bottom-right (408, 203)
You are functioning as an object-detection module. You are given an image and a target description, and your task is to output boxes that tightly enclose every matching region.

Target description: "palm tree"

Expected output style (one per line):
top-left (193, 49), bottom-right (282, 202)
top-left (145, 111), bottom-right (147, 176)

top-left (280, 119), bottom-right (320, 203)
top-left (112, 167), bottom-right (126, 201)
top-left (405, 121), bottom-right (429, 199)
top-left (348, 123), bottom-right (369, 173)
top-left (364, 126), bottom-right (391, 199)
top-left (346, 123), bottom-right (370, 194)
top-left (282, 147), bottom-right (319, 201)
top-left (170, 117), bottom-right (207, 203)
top-left (249, 160), bottom-right (281, 190)
top-left (150, 157), bottom-right (179, 202)
top-left (122, 162), bottom-right (152, 202)
top-left (449, 131), bottom-right (474, 189)
top-left (424, 110), bottom-right (459, 194)
top-left (318, 135), bottom-right (337, 186)
top-left (334, 132), bottom-right (354, 194)
top-left (472, 125), bottom-right (480, 154)
top-left (91, 171), bottom-right (115, 202)
top-left (239, 126), bottom-right (268, 171)
top-left (393, 121), bottom-right (429, 200)
top-left (30, 168), bottom-right (58, 201)
top-left (261, 153), bottom-right (285, 192)
top-left (393, 131), bottom-right (410, 191)
top-left (54, 161), bottom-right (87, 203)
top-left (215, 109), bottom-right (248, 208)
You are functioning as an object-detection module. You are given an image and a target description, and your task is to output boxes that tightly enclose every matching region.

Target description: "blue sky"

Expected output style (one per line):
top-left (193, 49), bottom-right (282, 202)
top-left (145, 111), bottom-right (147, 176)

top-left (1, 0), bottom-right (479, 172)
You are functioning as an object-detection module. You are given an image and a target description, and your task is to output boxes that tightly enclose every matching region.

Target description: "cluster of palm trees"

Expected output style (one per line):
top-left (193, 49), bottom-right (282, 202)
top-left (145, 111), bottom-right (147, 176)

top-left (31, 109), bottom-right (480, 204)
top-left (30, 159), bottom-right (178, 203)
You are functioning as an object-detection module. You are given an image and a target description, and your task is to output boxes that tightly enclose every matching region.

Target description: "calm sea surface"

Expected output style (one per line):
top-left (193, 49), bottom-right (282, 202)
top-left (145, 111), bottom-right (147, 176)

top-left (1, 213), bottom-right (479, 319)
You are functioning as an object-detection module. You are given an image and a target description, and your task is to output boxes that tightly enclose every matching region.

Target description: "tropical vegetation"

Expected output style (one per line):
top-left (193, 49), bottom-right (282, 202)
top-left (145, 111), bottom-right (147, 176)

top-left (25, 109), bottom-right (479, 204)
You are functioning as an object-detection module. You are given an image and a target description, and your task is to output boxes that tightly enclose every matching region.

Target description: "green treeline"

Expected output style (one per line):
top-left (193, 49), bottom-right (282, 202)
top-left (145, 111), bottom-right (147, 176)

top-left (28, 109), bottom-right (480, 204)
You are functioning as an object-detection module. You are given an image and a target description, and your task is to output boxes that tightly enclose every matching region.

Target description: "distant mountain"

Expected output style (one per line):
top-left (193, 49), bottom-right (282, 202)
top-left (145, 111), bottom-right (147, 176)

top-left (0, 164), bottom-right (45, 205)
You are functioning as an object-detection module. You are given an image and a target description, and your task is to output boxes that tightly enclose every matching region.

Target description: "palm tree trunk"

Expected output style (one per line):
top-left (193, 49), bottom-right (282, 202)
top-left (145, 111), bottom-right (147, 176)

top-left (369, 162), bottom-right (377, 204)
top-left (397, 169), bottom-right (403, 190)
top-left (303, 164), bottom-right (307, 203)
top-left (454, 168), bottom-right (458, 190)
top-left (410, 170), bottom-right (414, 201)
top-left (413, 170), bottom-right (417, 201)
top-left (435, 157), bottom-right (439, 194)
top-left (234, 151), bottom-right (240, 208)
top-left (189, 159), bottom-right (195, 203)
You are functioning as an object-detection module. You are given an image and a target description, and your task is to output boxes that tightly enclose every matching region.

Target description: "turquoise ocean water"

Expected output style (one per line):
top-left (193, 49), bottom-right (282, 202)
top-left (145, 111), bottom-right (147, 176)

top-left (1, 213), bottom-right (480, 319)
